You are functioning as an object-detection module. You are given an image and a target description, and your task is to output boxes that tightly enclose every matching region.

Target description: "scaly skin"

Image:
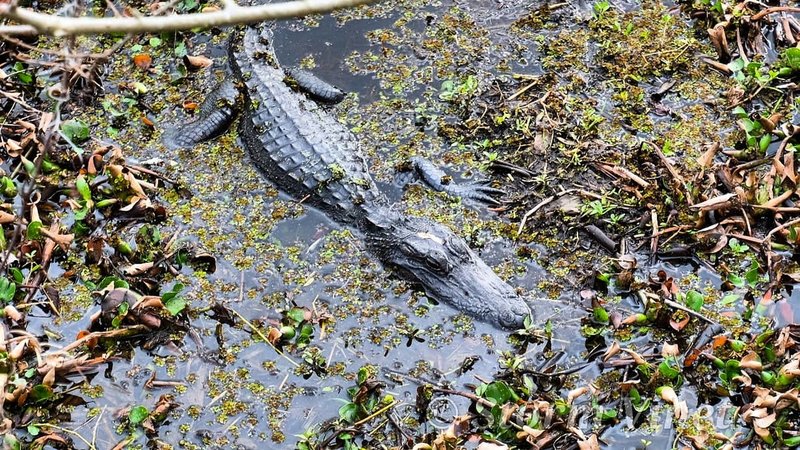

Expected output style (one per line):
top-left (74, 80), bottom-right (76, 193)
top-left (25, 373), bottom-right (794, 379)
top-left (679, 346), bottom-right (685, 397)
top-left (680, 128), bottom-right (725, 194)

top-left (173, 25), bottom-right (533, 329)
top-left (163, 80), bottom-right (239, 150)
top-left (285, 66), bottom-right (346, 103)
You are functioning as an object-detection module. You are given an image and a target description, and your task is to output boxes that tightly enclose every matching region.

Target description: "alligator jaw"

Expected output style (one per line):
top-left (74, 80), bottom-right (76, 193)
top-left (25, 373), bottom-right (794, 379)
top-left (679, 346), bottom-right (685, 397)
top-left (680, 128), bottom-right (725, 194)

top-left (364, 209), bottom-right (532, 329)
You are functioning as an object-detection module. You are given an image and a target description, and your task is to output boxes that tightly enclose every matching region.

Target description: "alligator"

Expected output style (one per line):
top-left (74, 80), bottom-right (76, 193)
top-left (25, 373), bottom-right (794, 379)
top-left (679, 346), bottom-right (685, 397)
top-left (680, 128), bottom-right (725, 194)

top-left (165, 25), bottom-right (532, 329)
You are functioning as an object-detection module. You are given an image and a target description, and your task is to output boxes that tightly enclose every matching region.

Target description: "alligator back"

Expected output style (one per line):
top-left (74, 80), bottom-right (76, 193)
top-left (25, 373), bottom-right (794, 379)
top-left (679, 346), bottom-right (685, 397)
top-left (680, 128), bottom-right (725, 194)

top-left (230, 26), bottom-right (384, 225)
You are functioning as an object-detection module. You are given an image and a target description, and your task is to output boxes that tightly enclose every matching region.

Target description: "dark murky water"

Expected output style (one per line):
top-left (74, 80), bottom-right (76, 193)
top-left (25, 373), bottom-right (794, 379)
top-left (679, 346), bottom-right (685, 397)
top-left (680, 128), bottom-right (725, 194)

top-left (38, 1), bottom-right (742, 448)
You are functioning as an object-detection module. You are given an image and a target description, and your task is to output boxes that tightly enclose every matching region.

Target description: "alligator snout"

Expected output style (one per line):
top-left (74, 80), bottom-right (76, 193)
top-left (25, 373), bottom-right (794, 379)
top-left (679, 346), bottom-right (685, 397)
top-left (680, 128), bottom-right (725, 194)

top-left (367, 211), bottom-right (533, 329)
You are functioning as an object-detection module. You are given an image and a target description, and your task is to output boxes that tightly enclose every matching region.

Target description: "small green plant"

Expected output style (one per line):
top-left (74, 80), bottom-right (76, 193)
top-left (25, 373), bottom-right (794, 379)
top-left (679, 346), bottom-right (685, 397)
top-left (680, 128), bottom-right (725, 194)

top-left (439, 74), bottom-right (479, 102)
top-left (593, 0), bottom-right (611, 19)
top-left (337, 367), bottom-right (390, 429)
top-left (728, 237), bottom-right (749, 254)
top-left (161, 283), bottom-right (186, 316)
top-left (582, 198), bottom-right (615, 218)
top-left (129, 405), bottom-right (149, 425)
top-left (607, 213), bottom-right (625, 226)
top-left (12, 62), bottom-right (33, 85)
top-left (0, 277), bottom-right (16, 304)
top-left (732, 106), bottom-right (772, 155)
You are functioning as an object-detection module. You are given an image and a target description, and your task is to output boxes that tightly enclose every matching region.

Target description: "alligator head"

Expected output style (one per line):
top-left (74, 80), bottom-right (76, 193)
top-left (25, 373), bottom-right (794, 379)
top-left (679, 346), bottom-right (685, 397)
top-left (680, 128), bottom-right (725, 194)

top-left (364, 209), bottom-right (532, 329)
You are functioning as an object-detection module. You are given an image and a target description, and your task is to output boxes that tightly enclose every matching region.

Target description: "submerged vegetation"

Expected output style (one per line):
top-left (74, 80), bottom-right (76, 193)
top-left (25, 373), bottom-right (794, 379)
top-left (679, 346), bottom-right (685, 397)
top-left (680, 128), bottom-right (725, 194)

top-left (2, 0), bottom-right (800, 448)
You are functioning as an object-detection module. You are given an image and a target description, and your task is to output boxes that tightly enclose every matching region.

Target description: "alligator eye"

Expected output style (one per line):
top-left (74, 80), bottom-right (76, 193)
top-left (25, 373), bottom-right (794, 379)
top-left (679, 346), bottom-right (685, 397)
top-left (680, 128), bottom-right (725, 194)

top-left (424, 252), bottom-right (451, 274)
top-left (402, 243), bottom-right (421, 257)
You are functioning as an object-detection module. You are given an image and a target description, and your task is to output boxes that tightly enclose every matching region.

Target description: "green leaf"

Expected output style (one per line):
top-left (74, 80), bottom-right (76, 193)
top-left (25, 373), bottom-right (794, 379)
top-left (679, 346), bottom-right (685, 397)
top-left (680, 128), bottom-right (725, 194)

top-left (61, 119), bottom-right (90, 143)
top-left (685, 290), bottom-right (704, 312)
top-left (76, 175), bottom-right (92, 202)
top-left (784, 48), bottom-right (800, 71)
top-left (27, 424), bottom-right (40, 436)
top-left (338, 402), bottom-right (359, 423)
top-left (0, 177), bottom-right (17, 197)
top-left (658, 358), bottom-right (680, 380)
top-left (357, 367), bottom-right (368, 385)
top-left (286, 307), bottom-right (306, 324)
top-left (720, 294), bottom-right (739, 306)
top-left (732, 105), bottom-right (748, 118)
top-left (728, 339), bottom-right (746, 352)
top-left (13, 62), bottom-right (33, 85)
top-left (728, 237), bottom-right (748, 254)
top-left (26, 221), bottom-right (42, 240)
top-left (174, 42), bottom-right (187, 57)
top-left (96, 276), bottom-right (129, 290)
top-left (784, 436), bottom-right (800, 447)
top-left (593, 306), bottom-right (609, 323)
top-left (149, 37), bottom-right (162, 47)
top-left (29, 384), bottom-right (53, 402)
top-left (482, 381), bottom-right (518, 405)
top-left (164, 295), bottom-right (186, 316)
top-left (9, 268), bottom-right (23, 285)
top-left (161, 283), bottom-right (184, 302)
top-left (600, 408), bottom-right (617, 421)
top-left (0, 277), bottom-right (16, 303)
top-left (746, 262), bottom-right (760, 286)
top-left (728, 273), bottom-right (745, 288)
top-left (661, 139), bottom-right (673, 156)
top-left (759, 134), bottom-right (772, 153)
top-left (129, 405), bottom-right (149, 424)
top-left (3, 433), bottom-right (21, 450)
top-left (728, 58), bottom-right (745, 72)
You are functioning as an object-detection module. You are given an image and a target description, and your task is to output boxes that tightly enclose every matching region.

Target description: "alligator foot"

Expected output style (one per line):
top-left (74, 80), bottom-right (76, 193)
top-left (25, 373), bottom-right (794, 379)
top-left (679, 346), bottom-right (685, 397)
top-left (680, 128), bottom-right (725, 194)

top-left (162, 79), bottom-right (239, 149)
top-left (407, 157), bottom-right (505, 206)
top-left (285, 67), bottom-right (346, 104)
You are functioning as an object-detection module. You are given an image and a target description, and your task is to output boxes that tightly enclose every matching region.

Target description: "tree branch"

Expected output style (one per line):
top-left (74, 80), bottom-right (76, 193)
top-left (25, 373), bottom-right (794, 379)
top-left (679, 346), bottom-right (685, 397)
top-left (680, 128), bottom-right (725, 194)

top-left (0, 0), bottom-right (378, 36)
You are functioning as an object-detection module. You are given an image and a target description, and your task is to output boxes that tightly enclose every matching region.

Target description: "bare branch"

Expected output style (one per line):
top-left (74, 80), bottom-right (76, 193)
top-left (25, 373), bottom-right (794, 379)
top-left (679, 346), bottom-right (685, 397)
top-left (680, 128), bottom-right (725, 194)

top-left (0, 0), bottom-right (377, 36)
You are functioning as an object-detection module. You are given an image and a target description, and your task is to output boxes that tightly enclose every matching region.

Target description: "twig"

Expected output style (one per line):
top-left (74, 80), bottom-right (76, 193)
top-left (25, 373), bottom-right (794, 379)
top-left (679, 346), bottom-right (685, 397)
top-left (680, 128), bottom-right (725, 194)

top-left (583, 224), bottom-right (616, 253)
top-left (33, 423), bottom-right (97, 449)
top-left (353, 400), bottom-right (400, 426)
top-left (229, 307), bottom-right (300, 368)
top-left (751, 6), bottom-right (800, 21)
top-left (765, 217), bottom-right (800, 242)
top-left (516, 189), bottom-right (577, 237)
top-left (646, 140), bottom-right (692, 205)
top-left (638, 290), bottom-right (717, 324)
top-left (650, 209), bottom-right (658, 256)
top-left (0, 0), bottom-right (377, 36)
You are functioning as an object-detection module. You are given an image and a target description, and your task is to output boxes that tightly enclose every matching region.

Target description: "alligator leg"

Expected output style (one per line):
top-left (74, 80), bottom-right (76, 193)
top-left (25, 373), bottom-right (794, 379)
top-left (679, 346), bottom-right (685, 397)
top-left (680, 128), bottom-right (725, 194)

top-left (284, 67), bottom-right (346, 104)
top-left (162, 79), bottom-right (240, 149)
top-left (407, 157), bottom-right (505, 206)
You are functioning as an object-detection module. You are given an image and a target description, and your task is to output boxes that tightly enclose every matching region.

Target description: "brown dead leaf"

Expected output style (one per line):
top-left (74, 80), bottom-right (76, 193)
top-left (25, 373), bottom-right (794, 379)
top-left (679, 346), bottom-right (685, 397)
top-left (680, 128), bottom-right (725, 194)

top-left (568, 386), bottom-right (591, 404)
top-left (476, 442), bottom-right (508, 450)
top-left (3, 305), bottom-right (22, 322)
top-left (707, 25), bottom-right (731, 62)
top-left (577, 434), bottom-right (600, 450)
top-left (662, 343), bottom-right (680, 358)
top-left (740, 351), bottom-right (763, 370)
top-left (267, 327), bottom-right (282, 345)
top-left (184, 54), bottom-right (214, 71)
top-left (133, 53), bottom-right (152, 70)
top-left (690, 193), bottom-right (737, 211)
top-left (659, 386), bottom-right (688, 420)
top-left (697, 142), bottom-right (720, 168)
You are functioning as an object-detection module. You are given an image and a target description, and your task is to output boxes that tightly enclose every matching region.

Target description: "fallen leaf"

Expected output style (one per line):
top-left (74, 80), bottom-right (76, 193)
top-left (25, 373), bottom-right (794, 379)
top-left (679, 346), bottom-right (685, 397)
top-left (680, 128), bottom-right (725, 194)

top-left (184, 54), bottom-right (214, 70)
top-left (133, 53), bottom-right (152, 70)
